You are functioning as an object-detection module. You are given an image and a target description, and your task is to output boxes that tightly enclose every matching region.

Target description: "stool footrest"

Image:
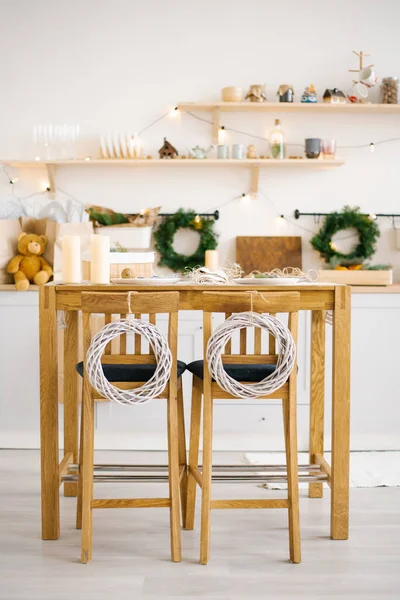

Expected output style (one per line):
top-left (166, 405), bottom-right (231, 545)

top-left (211, 499), bottom-right (289, 509)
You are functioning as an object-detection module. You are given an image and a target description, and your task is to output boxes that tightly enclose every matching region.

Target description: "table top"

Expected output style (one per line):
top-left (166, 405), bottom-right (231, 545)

top-left (54, 281), bottom-right (338, 292)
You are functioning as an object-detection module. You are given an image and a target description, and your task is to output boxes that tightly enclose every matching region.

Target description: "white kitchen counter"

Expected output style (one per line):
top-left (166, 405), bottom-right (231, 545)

top-left (0, 285), bottom-right (399, 451)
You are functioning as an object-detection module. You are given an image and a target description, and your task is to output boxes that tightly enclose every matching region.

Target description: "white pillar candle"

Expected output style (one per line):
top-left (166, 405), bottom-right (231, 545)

top-left (205, 250), bottom-right (219, 270)
top-left (90, 235), bottom-right (110, 284)
top-left (61, 235), bottom-right (81, 283)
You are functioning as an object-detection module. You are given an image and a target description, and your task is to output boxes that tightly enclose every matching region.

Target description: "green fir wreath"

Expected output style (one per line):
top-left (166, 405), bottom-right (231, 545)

top-left (154, 208), bottom-right (218, 272)
top-left (310, 206), bottom-right (380, 267)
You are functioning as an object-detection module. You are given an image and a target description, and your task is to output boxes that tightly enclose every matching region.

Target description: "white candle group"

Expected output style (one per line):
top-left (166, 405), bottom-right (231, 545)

top-left (205, 250), bottom-right (219, 270)
top-left (62, 235), bottom-right (81, 283)
top-left (90, 235), bottom-right (110, 284)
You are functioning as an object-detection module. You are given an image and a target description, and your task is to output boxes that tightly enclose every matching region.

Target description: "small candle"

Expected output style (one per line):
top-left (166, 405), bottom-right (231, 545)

top-left (61, 235), bottom-right (81, 283)
top-left (205, 250), bottom-right (218, 270)
top-left (90, 235), bottom-right (110, 284)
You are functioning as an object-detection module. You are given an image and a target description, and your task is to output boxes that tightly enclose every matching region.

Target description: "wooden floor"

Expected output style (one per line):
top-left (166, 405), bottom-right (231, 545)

top-left (1, 450), bottom-right (399, 599)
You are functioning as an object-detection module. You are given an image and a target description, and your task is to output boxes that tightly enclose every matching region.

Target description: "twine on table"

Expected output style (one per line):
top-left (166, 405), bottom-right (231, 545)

top-left (85, 292), bottom-right (172, 405)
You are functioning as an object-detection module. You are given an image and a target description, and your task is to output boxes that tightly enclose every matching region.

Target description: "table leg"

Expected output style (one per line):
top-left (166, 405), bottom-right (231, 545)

top-left (39, 285), bottom-right (59, 540)
top-left (309, 310), bottom-right (326, 498)
top-left (331, 286), bottom-right (351, 539)
top-left (63, 310), bottom-right (79, 497)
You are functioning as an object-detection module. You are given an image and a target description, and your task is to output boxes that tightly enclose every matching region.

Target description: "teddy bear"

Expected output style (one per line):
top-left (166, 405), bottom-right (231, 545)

top-left (7, 232), bottom-right (53, 291)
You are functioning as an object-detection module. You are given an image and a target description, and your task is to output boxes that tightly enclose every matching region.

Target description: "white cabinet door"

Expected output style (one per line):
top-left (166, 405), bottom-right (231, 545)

top-left (0, 292), bottom-right (41, 447)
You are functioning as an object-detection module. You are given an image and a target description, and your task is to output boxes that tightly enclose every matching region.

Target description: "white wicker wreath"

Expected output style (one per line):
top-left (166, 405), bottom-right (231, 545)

top-left (85, 318), bottom-right (172, 406)
top-left (206, 311), bottom-right (296, 399)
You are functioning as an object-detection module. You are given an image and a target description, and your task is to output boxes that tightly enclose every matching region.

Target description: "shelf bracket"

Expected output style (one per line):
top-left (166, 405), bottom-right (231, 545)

top-left (46, 164), bottom-right (56, 199)
top-left (212, 107), bottom-right (220, 144)
top-left (250, 165), bottom-right (259, 196)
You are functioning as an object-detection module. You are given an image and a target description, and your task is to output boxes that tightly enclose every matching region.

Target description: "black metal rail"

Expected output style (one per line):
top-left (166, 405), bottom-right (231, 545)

top-left (294, 209), bottom-right (400, 221)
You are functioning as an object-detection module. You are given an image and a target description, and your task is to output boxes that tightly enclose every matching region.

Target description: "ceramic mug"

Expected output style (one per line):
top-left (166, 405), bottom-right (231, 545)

top-left (305, 138), bottom-right (321, 159)
top-left (217, 144), bottom-right (229, 159)
top-left (359, 67), bottom-right (378, 88)
top-left (232, 144), bottom-right (245, 159)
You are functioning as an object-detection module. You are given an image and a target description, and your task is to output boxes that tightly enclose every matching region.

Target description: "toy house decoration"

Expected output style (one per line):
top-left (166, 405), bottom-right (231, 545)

top-left (159, 137), bottom-right (178, 159)
top-left (277, 84), bottom-right (294, 102)
top-left (301, 84), bottom-right (318, 103)
top-left (245, 84), bottom-right (267, 102)
top-left (323, 88), bottom-right (347, 104)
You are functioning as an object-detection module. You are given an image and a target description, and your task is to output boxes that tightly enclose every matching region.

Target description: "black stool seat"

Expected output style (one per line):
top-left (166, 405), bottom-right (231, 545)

top-left (76, 360), bottom-right (187, 382)
top-left (187, 360), bottom-right (276, 382)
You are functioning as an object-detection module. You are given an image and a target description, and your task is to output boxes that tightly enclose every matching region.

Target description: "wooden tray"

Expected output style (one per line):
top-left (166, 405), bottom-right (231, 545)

top-left (317, 269), bottom-right (393, 286)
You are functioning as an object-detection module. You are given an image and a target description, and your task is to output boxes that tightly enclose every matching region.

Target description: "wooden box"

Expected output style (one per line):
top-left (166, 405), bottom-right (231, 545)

top-left (82, 251), bottom-right (155, 280)
top-left (317, 269), bottom-right (393, 286)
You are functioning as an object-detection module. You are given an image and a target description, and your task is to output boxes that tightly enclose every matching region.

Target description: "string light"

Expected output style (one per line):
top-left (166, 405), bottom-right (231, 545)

top-left (35, 156), bottom-right (41, 161)
top-left (169, 106), bottom-right (180, 119)
top-left (275, 214), bottom-right (286, 229)
top-left (370, 142), bottom-right (375, 152)
top-left (369, 213), bottom-right (377, 220)
top-left (218, 126), bottom-right (226, 144)
top-left (84, 156), bottom-right (91, 161)
top-left (9, 177), bottom-right (18, 184)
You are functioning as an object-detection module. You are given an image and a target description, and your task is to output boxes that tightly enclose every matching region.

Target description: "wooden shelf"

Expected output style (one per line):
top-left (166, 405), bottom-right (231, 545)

top-left (2, 159), bottom-right (343, 195)
top-left (178, 101), bottom-right (400, 142)
top-left (2, 158), bottom-right (343, 168)
top-left (178, 101), bottom-right (400, 114)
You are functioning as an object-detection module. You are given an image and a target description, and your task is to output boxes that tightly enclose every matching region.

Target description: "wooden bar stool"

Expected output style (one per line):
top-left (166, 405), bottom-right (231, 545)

top-left (185, 291), bottom-right (301, 564)
top-left (74, 291), bottom-right (187, 564)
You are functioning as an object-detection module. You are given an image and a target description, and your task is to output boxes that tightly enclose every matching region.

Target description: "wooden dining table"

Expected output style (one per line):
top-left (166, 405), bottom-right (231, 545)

top-left (39, 281), bottom-right (351, 543)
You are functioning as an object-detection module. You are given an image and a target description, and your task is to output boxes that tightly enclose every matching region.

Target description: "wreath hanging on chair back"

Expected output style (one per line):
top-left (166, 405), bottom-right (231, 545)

top-left (154, 209), bottom-right (218, 272)
top-left (310, 206), bottom-right (380, 267)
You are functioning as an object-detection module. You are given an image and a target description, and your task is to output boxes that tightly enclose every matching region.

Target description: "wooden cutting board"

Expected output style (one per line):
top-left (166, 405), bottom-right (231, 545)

top-left (236, 236), bottom-right (302, 274)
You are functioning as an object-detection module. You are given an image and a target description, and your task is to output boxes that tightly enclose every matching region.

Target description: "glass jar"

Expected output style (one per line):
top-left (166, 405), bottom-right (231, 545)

top-left (269, 119), bottom-right (285, 159)
top-left (381, 77), bottom-right (399, 104)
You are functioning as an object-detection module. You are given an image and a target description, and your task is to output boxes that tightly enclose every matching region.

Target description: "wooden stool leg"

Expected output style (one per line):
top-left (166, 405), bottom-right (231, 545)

top-left (81, 381), bottom-right (94, 564)
top-left (167, 392), bottom-right (182, 562)
top-left (76, 401), bottom-right (84, 530)
top-left (177, 383), bottom-right (188, 527)
top-left (285, 394), bottom-right (301, 564)
top-left (200, 387), bottom-right (213, 565)
top-left (185, 376), bottom-right (202, 530)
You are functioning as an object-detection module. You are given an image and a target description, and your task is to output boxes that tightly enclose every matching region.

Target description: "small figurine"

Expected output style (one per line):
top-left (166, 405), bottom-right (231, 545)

top-left (301, 84), bottom-right (318, 103)
top-left (189, 145), bottom-right (213, 159)
top-left (246, 144), bottom-right (258, 159)
top-left (323, 88), bottom-right (347, 104)
top-left (159, 137), bottom-right (178, 159)
top-left (245, 84), bottom-right (267, 102)
top-left (277, 84), bottom-right (294, 102)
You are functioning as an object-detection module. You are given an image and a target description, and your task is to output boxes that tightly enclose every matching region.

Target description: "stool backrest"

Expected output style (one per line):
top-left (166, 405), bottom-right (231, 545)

top-left (81, 291), bottom-right (179, 368)
top-left (202, 291), bottom-right (300, 365)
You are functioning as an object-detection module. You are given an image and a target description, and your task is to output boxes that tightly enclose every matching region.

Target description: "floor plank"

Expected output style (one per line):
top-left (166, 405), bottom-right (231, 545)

top-left (0, 450), bottom-right (399, 599)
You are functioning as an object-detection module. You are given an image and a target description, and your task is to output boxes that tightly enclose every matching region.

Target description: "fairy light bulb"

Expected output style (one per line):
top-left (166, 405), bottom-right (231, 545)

top-left (169, 106), bottom-right (180, 118)
top-left (241, 192), bottom-right (250, 204)
top-left (370, 142), bottom-right (375, 153)
top-left (9, 178), bottom-right (18, 184)
top-left (369, 213), bottom-right (377, 220)
top-left (275, 214), bottom-right (286, 229)
top-left (218, 126), bottom-right (226, 144)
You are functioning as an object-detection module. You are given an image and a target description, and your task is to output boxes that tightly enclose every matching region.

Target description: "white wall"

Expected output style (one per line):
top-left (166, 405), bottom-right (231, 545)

top-left (1, 0), bottom-right (400, 276)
